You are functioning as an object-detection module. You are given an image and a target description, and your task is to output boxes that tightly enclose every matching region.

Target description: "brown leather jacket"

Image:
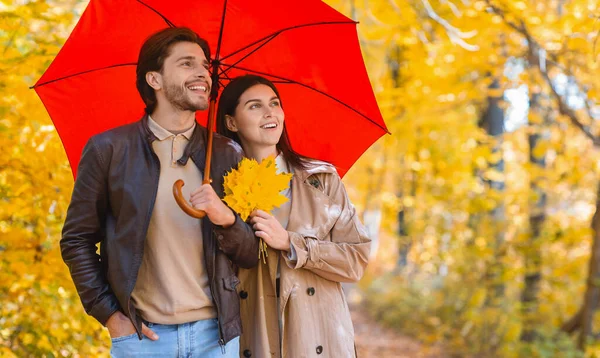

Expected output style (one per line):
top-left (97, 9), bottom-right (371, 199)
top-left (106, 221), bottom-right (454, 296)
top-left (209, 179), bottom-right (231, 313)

top-left (60, 116), bottom-right (258, 346)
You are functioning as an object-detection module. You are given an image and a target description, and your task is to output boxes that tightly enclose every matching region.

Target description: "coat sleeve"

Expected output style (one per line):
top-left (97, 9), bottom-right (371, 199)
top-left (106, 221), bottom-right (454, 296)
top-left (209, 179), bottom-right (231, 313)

top-left (213, 142), bottom-right (260, 269)
top-left (283, 172), bottom-right (371, 283)
top-left (60, 137), bottom-right (121, 326)
top-left (214, 211), bottom-right (260, 268)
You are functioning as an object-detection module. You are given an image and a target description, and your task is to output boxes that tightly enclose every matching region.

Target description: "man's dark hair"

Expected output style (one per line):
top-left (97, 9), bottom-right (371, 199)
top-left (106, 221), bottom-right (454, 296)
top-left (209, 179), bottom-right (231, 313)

top-left (136, 27), bottom-right (211, 114)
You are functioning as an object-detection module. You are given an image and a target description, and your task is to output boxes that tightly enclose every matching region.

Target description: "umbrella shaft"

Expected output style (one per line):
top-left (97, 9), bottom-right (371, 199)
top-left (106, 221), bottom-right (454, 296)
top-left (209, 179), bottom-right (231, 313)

top-left (210, 60), bottom-right (220, 100)
top-left (203, 98), bottom-right (217, 184)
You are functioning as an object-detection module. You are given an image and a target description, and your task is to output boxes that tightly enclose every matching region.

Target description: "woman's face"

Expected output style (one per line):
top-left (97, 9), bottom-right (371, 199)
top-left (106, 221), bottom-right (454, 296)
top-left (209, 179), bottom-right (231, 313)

top-left (226, 84), bottom-right (284, 151)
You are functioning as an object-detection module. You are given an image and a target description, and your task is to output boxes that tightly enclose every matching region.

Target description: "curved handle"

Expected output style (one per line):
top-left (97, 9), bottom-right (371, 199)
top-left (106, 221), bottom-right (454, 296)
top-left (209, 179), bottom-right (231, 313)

top-left (173, 179), bottom-right (206, 218)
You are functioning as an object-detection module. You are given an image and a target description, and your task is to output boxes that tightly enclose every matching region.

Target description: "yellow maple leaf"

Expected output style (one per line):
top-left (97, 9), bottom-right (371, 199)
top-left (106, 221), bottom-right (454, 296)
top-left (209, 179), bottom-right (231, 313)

top-left (223, 156), bottom-right (293, 221)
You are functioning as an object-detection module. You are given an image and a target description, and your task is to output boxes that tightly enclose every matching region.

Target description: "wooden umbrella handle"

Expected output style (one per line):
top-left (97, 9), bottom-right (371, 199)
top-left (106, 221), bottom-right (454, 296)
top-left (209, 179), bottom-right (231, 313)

top-left (173, 179), bottom-right (206, 218)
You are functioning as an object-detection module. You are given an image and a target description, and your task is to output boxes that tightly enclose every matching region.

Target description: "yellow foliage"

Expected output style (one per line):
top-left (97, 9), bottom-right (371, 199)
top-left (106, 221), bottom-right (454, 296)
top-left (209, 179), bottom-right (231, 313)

top-left (223, 156), bottom-right (293, 221)
top-left (1, 0), bottom-right (599, 356)
top-left (1, 1), bottom-right (110, 356)
top-left (327, 0), bottom-right (599, 356)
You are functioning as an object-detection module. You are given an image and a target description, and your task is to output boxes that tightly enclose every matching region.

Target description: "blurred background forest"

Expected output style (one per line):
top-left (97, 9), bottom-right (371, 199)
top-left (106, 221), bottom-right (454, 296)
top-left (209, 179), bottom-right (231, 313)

top-left (3, 0), bottom-right (600, 357)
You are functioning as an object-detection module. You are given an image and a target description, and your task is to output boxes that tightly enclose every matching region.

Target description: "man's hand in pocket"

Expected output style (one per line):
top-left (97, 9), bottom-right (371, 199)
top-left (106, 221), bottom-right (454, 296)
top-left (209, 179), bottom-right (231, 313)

top-left (106, 311), bottom-right (159, 340)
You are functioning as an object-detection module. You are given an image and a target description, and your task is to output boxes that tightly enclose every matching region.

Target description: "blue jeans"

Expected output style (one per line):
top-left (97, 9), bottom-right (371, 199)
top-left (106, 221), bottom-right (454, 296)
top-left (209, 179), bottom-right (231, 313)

top-left (110, 319), bottom-right (239, 358)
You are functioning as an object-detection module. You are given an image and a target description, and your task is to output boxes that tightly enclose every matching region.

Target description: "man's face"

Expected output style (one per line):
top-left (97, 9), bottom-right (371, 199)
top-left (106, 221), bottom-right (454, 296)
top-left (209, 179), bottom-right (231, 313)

top-left (156, 41), bottom-right (212, 112)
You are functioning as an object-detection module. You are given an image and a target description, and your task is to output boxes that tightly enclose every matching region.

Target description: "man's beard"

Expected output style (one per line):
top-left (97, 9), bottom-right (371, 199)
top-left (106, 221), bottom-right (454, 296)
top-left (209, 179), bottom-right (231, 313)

top-left (163, 82), bottom-right (209, 112)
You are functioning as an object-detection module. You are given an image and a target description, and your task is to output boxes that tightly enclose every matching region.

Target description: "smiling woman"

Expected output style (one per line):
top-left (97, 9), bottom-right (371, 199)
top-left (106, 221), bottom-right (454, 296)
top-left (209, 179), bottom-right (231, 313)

top-left (216, 75), bottom-right (372, 358)
top-left (223, 84), bottom-right (285, 161)
top-left (216, 75), bottom-right (314, 172)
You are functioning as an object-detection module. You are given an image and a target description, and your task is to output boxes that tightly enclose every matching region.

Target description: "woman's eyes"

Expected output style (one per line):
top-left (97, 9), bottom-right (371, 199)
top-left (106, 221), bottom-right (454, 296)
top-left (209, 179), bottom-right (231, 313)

top-left (249, 101), bottom-right (280, 109)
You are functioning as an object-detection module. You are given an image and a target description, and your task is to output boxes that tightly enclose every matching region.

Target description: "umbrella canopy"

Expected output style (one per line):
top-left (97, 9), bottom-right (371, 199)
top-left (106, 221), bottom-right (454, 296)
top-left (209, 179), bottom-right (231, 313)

top-left (33, 0), bottom-right (388, 178)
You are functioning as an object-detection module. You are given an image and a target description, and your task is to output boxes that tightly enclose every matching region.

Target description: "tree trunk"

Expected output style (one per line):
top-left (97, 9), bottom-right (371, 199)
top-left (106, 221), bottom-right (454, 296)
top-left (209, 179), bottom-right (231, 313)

top-left (520, 93), bottom-right (547, 342)
top-left (475, 76), bottom-right (506, 356)
top-left (396, 209), bottom-right (411, 268)
top-left (479, 77), bottom-right (506, 304)
top-left (577, 181), bottom-right (600, 349)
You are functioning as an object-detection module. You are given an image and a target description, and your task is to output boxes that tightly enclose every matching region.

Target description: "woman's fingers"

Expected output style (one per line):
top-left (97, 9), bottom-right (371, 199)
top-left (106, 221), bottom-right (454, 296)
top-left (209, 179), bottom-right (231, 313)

top-left (250, 209), bottom-right (271, 219)
top-left (255, 231), bottom-right (272, 243)
top-left (253, 222), bottom-right (269, 232)
top-left (249, 216), bottom-right (269, 225)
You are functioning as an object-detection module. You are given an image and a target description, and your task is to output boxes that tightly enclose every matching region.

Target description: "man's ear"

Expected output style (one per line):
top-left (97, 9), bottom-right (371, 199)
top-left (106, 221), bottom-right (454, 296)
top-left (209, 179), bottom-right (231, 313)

top-left (146, 71), bottom-right (162, 90)
top-left (225, 115), bottom-right (238, 132)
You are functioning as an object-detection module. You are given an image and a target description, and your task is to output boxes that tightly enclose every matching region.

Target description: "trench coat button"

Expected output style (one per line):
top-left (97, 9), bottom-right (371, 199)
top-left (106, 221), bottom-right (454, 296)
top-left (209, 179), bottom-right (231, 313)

top-left (307, 287), bottom-right (315, 296)
top-left (218, 234), bottom-right (224, 240)
top-left (316, 345), bottom-right (323, 354)
top-left (243, 349), bottom-right (252, 357)
top-left (240, 290), bottom-right (248, 299)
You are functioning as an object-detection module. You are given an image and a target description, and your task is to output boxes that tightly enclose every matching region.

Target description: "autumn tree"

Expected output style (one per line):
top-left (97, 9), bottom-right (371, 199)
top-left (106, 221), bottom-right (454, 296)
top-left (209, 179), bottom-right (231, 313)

top-left (0, 1), bottom-right (110, 356)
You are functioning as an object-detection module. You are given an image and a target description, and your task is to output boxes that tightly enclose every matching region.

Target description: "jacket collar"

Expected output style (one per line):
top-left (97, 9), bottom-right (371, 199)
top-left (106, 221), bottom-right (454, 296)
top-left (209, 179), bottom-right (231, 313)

top-left (295, 160), bottom-right (338, 182)
top-left (147, 115), bottom-right (195, 141)
top-left (140, 114), bottom-right (207, 169)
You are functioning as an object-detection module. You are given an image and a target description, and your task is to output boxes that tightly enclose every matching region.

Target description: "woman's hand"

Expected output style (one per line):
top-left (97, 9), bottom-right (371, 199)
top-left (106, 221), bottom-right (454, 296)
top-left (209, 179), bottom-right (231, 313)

top-left (249, 209), bottom-right (290, 251)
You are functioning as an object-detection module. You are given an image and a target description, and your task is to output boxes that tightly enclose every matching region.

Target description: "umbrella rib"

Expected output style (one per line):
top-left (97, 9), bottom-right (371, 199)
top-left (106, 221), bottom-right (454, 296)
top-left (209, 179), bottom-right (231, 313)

top-left (220, 20), bottom-right (357, 62)
top-left (33, 1), bottom-right (177, 90)
top-left (218, 33), bottom-right (278, 76)
top-left (137, 0), bottom-right (176, 27)
top-left (31, 63), bottom-right (137, 88)
top-left (214, 0), bottom-right (228, 60)
top-left (223, 64), bottom-right (390, 134)
top-left (221, 70), bottom-right (232, 81)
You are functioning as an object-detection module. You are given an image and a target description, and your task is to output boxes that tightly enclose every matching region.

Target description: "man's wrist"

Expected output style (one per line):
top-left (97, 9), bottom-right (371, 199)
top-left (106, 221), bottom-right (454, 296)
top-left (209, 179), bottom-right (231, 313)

top-left (106, 310), bottom-right (125, 327)
top-left (219, 210), bottom-right (236, 228)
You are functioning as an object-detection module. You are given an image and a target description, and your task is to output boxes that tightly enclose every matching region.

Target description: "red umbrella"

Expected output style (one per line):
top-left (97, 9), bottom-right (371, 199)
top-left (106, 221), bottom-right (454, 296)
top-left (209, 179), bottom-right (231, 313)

top-left (33, 0), bottom-right (388, 182)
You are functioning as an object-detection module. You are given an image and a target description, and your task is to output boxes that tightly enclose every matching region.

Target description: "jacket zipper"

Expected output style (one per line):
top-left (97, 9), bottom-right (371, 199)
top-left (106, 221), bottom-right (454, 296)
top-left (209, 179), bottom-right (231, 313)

top-left (200, 150), bottom-right (226, 353)
top-left (211, 229), bottom-right (227, 354)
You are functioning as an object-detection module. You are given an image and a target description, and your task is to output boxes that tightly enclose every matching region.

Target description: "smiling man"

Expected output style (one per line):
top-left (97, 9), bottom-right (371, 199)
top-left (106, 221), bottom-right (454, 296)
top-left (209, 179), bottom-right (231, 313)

top-left (60, 28), bottom-right (258, 357)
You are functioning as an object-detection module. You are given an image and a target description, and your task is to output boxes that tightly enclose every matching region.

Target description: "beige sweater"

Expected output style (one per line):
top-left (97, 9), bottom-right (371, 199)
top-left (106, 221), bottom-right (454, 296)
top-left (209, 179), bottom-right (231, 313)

top-left (131, 117), bottom-right (216, 324)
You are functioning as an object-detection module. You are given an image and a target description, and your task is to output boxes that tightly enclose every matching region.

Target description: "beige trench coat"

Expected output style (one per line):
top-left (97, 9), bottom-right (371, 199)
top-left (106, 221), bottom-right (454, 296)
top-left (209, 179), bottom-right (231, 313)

top-left (237, 163), bottom-right (371, 358)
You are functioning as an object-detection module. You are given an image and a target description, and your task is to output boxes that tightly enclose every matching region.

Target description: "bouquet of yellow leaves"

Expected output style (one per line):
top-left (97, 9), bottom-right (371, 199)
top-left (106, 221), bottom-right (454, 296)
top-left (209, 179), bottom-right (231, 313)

top-left (223, 156), bottom-right (293, 263)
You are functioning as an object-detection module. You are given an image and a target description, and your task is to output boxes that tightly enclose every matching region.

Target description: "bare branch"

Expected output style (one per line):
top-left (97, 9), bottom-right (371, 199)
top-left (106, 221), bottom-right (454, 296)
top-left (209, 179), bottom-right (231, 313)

top-left (421, 0), bottom-right (480, 51)
top-left (484, 1), bottom-right (526, 33)
top-left (584, 98), bottom-right (597, 123)
top-left (364, 0), bottom-right (397, 27)
top-left (486, 0), bottom-right (600, 146)
top-left (440, 0), bottom-right (462, 17)
top-left (387, 0), bottom-right (403, 16)
top-left (448, 32), bottom-right (480, 51)
top-left (421, 0), bottom-right (477, 38)
top-left (541, 69), bottom-right (600, 145)
top-left (413, 28), bottom-right (431, 45)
